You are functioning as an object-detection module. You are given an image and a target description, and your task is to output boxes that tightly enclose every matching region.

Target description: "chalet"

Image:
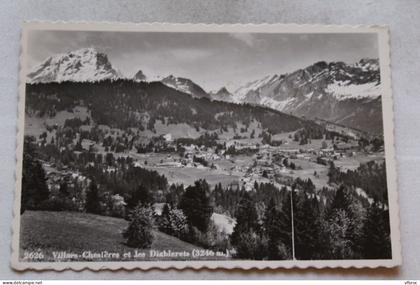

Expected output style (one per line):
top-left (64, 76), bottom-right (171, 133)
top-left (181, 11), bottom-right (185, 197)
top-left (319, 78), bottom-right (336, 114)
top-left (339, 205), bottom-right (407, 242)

top-left (158, 161), bottom-right (182, 168)
top-left (163, 133), bottom-right (173, 142)
top-left (280, 149), bottom-right (300, 155)
top-left (320, 147), bottom-right (335, 155)
top-left (227, 182), bottom-right (240, 191)
top-left (335, 142), bottom-right (355, 151)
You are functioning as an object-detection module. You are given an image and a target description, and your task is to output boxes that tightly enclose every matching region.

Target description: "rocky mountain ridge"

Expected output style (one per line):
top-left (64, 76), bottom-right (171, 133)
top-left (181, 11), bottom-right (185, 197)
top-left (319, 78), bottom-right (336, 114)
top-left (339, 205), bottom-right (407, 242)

top-left (27, 48), bottom-right (383, 133)
top-left (27, 48), bottom-right (121, 83)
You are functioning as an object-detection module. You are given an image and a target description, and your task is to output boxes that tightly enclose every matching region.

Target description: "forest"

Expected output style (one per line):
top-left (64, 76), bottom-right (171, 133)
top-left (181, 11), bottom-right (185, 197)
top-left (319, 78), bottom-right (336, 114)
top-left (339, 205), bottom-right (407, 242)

top-left (25, 80), bottom-right (325, 137)
top-left (21, 134), bottom-right (392, 260)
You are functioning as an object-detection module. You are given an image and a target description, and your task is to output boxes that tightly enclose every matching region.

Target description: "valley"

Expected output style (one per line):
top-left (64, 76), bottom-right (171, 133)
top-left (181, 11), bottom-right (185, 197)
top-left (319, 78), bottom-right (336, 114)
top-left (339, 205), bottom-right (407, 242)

top-left (20, 47), bottom-right (390, 261)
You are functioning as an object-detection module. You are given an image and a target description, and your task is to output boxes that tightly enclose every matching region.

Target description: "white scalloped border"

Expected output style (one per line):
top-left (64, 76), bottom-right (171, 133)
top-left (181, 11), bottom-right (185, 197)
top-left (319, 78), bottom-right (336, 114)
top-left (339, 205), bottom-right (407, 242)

top-left (11, 21), bottom-right (402, 272)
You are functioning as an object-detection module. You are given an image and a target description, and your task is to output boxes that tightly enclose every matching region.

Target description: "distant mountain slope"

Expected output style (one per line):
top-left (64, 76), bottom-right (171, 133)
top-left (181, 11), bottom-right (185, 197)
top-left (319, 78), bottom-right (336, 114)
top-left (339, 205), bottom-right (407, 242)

top-left (229, 59), bottom-right (383, 134)
top-left (133, 70), bottom-right (147, 82)
top-left (161, 75), bottom-right (210, 99)
top-left (27, 48), bottom-right (121, 83)
top-left (25, 80), bottom-right (324, 136)
top-left (233, 74), bottom-right (281, 104)
top-left (210, 87), bottom-right (234, 102)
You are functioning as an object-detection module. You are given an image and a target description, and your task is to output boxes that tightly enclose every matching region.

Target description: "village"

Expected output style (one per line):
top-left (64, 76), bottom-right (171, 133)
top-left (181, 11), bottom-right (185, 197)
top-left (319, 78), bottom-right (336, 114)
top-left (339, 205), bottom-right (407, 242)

top-left (36, 121), bottom-right (383, 232)
top-left (121, 128), bottom-right (384, 192)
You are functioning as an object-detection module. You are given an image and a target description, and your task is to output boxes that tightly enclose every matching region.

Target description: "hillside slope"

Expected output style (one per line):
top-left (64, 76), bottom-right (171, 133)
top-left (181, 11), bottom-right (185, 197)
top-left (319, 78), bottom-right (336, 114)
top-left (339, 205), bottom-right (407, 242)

top-left (161, 75), bottom-right (210, 99)
top-left (25, 80), bottom-right (325, 137)
top-left (20, 211), bottom-right (227, 261)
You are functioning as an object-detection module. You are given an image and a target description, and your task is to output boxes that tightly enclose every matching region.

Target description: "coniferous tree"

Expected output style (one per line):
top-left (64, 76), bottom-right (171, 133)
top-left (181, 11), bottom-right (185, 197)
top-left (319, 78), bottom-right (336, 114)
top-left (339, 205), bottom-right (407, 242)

top-left (328, 185), bottom-right (350, 214)
top-left (159, 203), bottom-right (172, 234)
top-left (85, 180), bottom-right (101, 214)
top-left (294, 192), bottom-right (321, 260)
top-left (123, 203), bottom-right (155, 248)
top-left (21, 137), bottom-right (49, 214)
top-left (233, 227), bottom-right (269, 260)
top-left (74, 138), bottom-right (83, 151)
top-left (276, 191), bottom-right (293, 258)
top-left (323, 208), bottom-right (353, 259)
top-left (128, 184), bottom-right (153, 209)
top-left (59, 181), bottom-right (69, 197)
top-left (179, 179), bottom-right (213, 232)
top-left (346, 194), bottom-right (367, 258)
top-left (231, 191), bottom-right (268, 259)
top-left (321, 185), bottom-right (362, 259)
top-left (327, 161), bottom-right (340, 184)
top-left (231, 192), bottom-right (260, 244)
top-left (264, 198), bottom-right (289, 260)
top-left (361, 202), bottom-right (392, 259)
top-left (254, 181), bottom-right (259, 191)
top-left (167, 207), bottom-right (188, 239)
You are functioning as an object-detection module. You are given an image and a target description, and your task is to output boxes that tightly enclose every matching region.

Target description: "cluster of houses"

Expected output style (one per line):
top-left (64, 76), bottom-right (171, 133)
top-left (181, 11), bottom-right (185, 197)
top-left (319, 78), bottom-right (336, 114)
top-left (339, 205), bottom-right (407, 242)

top-left (43, 162), bottom-right (89, 192)
top-left (149, 131), bottom-right (362, 174)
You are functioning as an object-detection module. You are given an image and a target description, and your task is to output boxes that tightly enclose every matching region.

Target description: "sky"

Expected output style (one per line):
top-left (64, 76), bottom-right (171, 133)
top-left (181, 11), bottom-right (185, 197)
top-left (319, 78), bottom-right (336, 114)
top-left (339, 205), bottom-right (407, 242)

top-left (26, 30), bottom-right (379, 92)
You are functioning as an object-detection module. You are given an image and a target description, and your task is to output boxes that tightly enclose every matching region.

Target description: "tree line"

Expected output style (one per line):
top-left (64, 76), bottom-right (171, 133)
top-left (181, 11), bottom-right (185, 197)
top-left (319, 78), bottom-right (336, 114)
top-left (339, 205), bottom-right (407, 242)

top-left (21, 135), bottom-right (391, 260)
top-left (26, 80), bottom-right (325, 137)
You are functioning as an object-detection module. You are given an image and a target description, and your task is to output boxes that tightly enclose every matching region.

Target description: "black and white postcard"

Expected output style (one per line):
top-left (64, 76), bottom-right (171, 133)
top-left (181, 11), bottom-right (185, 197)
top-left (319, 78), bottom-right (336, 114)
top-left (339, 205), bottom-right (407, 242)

top-left (12, 22), bottom-right (400, 270)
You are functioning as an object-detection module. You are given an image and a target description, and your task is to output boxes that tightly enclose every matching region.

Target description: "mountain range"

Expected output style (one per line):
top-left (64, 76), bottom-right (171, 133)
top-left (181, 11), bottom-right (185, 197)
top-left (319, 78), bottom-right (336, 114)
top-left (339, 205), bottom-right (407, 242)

top-left (27, 48), bottom-right (121, 83)
top-left (228, 59), bottom-right (383, 134)
top-left (27, 48), bottom-right (383, 134)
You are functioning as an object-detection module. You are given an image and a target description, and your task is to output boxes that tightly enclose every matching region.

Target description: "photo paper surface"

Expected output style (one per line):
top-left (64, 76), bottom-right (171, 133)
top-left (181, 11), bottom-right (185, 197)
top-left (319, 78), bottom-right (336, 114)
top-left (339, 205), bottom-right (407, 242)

top-left (12, 22), bottom-right (400, 270)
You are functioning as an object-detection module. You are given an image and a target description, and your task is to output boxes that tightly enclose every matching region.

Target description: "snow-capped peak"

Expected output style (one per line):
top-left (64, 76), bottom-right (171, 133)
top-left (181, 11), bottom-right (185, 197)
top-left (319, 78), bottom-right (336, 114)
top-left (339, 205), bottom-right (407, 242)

top-left (326, 81), bottom-right (381, 101)
top-left (356, 58), bottom-right (380, 72)
top-left (210, 86), bottom-right (234, 102)
top-left (133, 70), bottom-right (147, 82)
top-left (27, 47), bottom-right (121, 83)
top-left (161, 75), bottom-right (209, 99)
top-left (215, 86), bottom-right (230, 95)
top-left (227, 58), bottom-right (382, 133)
top-left (233, 74), bottom-right (279, 103)
top-left (232, 58), bottom-right (381, 106)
